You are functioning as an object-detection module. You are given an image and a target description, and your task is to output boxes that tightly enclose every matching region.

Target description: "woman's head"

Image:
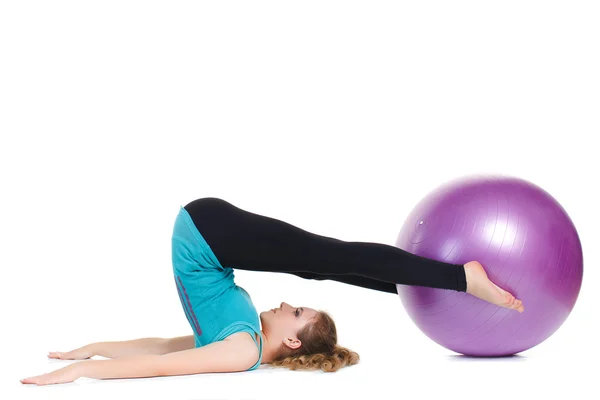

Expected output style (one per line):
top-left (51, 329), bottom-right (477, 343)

top-left (259, 302), bottom-right (359, 372)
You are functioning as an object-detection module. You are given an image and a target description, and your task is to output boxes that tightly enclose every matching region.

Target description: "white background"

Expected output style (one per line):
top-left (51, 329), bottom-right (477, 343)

top-left (2, 1), bottom-right (599, 399)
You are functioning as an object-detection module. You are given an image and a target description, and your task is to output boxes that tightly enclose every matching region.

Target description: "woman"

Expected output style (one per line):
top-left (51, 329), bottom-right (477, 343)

top-left (21, 197), bottom-right (524, 385)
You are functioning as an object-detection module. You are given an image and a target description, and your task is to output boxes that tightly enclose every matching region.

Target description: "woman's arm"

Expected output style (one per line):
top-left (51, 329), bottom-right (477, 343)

top-left (93, 335), bottom-right (195, 358)
top-left (92, 338), bottom-right (168, 358)
top-left (49, 335), bottom-right (195, 360)
top-left (162, 335), bottom-right (196, 354)
top-left (81, 332), bottom-right (258, 378)
top-left (21, 332), bottom-right (258, 385)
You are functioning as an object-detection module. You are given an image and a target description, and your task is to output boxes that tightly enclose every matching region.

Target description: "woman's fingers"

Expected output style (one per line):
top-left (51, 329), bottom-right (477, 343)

top-left (48, 348), bottom-right (90, 360)
top-left (48, 351), bottom-right (76, 359)
top-left (48, 351), bottom-right (68, 359)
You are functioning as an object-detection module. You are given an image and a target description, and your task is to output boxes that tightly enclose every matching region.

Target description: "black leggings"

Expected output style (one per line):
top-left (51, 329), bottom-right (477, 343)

top-left (183, 197), bottom-right (467, 294)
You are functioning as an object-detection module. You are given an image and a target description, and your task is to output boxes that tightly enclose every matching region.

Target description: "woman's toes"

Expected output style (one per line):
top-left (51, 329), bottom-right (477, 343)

top-left (515, 300), bottom-right (524, 312)
top-left (502, 292), bottom-right (514, 306)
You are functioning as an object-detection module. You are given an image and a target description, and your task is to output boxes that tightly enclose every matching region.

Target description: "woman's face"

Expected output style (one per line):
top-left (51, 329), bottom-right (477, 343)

top-left (260, 302), bottom-right (318, 349)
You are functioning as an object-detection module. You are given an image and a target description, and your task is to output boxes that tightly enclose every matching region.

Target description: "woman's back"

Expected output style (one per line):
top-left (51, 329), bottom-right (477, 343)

top-left (171, 205), bottom-right (263, 368)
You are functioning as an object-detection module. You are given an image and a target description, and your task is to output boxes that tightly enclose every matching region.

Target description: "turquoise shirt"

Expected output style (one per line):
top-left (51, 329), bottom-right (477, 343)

top-left (171, 206), bottom-right (263, 370)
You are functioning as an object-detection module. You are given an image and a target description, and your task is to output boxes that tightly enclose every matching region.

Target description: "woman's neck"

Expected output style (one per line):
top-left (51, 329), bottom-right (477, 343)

top-left (259, 331), bottom-right (276, 364)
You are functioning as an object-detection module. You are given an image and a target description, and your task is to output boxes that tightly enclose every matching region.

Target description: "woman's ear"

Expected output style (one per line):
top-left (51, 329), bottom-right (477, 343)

top-left (283, 337), bottom-right (302, 350)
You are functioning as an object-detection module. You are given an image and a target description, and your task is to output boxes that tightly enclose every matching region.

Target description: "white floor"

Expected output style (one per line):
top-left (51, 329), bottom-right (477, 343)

top-left (3, 1), bottom-right (599, 399)
top-left (10, 334), bottom-right (597, 400)
top-left (8, 278), bottom-right (597, 400)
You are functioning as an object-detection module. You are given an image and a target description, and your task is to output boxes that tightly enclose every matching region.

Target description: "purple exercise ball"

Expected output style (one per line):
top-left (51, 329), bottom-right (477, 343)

top-left (395, 175), bottom-right (583, 356)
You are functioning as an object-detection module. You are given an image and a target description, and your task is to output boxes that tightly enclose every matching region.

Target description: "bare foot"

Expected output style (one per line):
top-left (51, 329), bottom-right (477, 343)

top-left (464, 261), bottom-right (524, 313)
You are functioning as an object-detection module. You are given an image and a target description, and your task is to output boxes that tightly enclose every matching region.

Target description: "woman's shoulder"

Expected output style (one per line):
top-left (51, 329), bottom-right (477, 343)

top-left (222, 331), bottom-right (261, 368)
top-left (224, 331), bottom-right (261, 350)
top-left (224, 330), bottom-right (259, 342)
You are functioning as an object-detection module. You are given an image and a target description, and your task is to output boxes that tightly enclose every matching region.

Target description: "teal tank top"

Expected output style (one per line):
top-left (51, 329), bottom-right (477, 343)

top-left (171, 206), bottom-right (263, 370)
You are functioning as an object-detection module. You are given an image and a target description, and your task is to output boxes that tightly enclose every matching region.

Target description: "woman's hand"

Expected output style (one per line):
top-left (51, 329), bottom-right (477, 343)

top-left (20, 363), bottom-right (80, 386)
top-left (48, 344), bottom-right (95, 360)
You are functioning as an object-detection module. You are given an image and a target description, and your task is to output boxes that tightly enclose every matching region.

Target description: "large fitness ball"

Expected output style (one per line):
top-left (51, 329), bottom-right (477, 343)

top-left (395, 175), bottom-right (583, 356)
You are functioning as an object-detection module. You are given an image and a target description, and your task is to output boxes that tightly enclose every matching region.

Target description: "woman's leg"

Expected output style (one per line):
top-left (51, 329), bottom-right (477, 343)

top-left (291, 271), bottom-right (398, 294)
top-left (183, 197), bottom-right (467, 293)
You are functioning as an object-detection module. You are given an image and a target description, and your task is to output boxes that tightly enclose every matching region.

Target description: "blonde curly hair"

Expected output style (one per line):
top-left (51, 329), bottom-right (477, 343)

top-left (269, 311), bottom-right (359, 372)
